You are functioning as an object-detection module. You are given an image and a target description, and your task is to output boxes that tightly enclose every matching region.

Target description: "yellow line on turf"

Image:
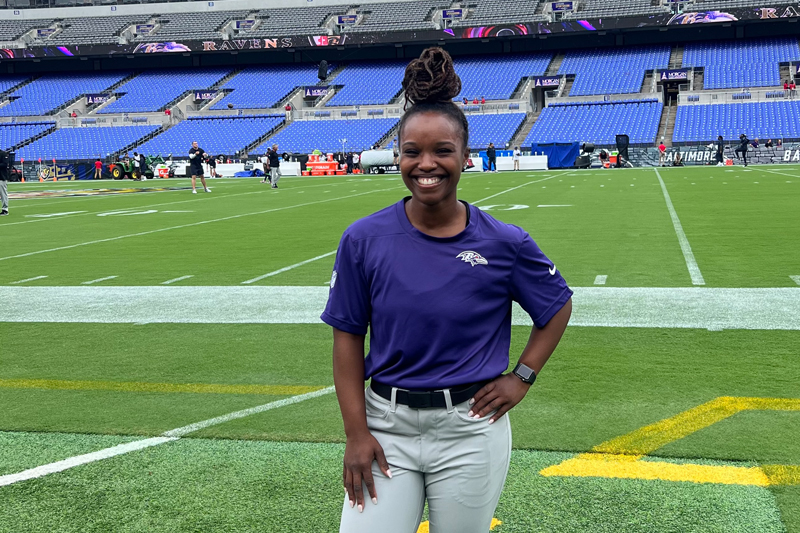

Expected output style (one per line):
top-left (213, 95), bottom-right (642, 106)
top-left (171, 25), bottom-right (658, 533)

top-left (0, 378), bottom-right (324, 396)
top-left (540, 396), bottom-right (800, 486)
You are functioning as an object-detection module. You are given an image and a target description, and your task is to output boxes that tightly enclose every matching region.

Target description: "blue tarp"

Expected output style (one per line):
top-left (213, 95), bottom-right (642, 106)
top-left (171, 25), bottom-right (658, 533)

top-left (478, 150), bottom-right (512, 171)
top-left (529, 142), bottom-right (580, 169)
top-left (234, 169), bottom-right (265, 177)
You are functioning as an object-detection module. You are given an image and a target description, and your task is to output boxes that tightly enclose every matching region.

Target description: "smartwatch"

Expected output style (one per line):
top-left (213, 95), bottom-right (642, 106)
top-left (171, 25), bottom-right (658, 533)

top-left (512, 363), bottom-right (536, 385)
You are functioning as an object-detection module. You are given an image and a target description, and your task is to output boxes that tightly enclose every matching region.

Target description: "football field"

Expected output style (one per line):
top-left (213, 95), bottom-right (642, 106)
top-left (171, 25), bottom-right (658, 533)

top-left (0, 165), bottom-right (799, 532)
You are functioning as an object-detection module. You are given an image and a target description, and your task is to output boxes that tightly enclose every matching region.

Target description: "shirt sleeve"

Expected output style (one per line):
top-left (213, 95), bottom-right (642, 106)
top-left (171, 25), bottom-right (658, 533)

top-left (509, 234), bottom-right (573, 329)
top-left (320, 231), bottom-right (371, 335)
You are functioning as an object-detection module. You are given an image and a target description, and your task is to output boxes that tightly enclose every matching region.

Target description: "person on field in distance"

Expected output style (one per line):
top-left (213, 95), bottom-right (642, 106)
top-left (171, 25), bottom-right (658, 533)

top-left (268, 144), bottom-right (281, 189)
top-left (188, 141), bottom-right (211, 194)
top-left (94, 158), bottom-right (102, 179)
top-left (322, 47), bottom-right (572, 533)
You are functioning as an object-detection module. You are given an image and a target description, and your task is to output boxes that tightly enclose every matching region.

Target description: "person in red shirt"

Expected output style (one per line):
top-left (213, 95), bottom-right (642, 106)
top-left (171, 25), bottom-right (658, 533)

top-left (472, 97), bottom-right (478, 104)
top-left (790, 79), bottom-right (796, 98)
top-left (94, 159), bottom-right (102, 180)
top-left (658, 141), bottom-right (666, 166)
top-left (480, 96), bottom-right (486, 105)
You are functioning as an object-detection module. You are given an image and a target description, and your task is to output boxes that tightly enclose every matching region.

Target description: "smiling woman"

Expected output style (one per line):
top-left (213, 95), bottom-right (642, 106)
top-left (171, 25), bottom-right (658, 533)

top-left (322, 47), bottom-right (573, 533)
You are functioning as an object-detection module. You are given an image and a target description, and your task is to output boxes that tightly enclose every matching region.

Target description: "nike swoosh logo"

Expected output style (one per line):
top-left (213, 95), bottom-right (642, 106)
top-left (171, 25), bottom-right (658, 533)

top-left (549, 265), bottom-right (556, 275)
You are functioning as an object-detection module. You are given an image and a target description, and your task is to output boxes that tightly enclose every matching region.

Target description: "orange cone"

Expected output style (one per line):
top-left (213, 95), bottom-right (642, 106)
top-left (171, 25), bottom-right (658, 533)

top-left (39, 176), bottom-right (44, 182)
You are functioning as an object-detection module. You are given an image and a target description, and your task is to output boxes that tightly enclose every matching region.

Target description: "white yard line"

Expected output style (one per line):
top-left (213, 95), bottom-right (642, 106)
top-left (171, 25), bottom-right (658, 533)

top-left (471, 174), bottom-right (562, 205)
top-left (161, 275), bottom-right (194, 285)
top-left (3, 286), bottom-right (799, 330)
top-left (762, 169), bottom-right (799, 179)
top-left (242, 251), bottom-right (337, 284)
top-left (654, 168), bottom-right (705, 286)
top-left (0, 187), bottom-right (401, 263)
top-left (791, 276), bottom-right (800, 286)
top-left (594, 275), bottom-right (607, 285)
top-left (81, 276), bottom-right (118, 285)
top-left (0, 386), bottom-right (335, 488)
top-left (537, 204), bottom-right (573, 208)
top-left (9, 275), bottom-right (47, 285)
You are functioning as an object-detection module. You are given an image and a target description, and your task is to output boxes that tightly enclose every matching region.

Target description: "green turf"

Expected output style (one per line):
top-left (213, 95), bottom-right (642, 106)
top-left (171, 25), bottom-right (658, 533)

top-left (0, 438), bottom-right (785, 532)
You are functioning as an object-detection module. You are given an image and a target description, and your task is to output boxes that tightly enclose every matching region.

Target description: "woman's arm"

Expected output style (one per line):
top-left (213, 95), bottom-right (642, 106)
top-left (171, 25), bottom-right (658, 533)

top-left (333, 328), bottom-right (391, 513)
top-left (469, 297), bottom-right (572, 423)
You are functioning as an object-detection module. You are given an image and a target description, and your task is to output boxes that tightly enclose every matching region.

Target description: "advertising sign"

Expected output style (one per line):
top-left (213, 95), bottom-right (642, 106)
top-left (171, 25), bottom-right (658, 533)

top-left (136, 24), bottom-right (155, 34)
top-left (442, 9), bottom-right (464, 19)
top-left (193, 90), bottom-right (218, 100)
top-left (337, 15), bottom-right (358, 25)
top-left (303, 86), bottom-right (329, 98)
top-left (235, 20), bottom-right (256, 30)
top-left (86, 94), bottom-right (109, 105)
top-left (532, 76), bottom-right (561, 88)
top-left (659, 69), bottom-right (690, 81)
top-left (37, 28), bottom-right (56, 38)
top-left (551, 2), bottom-right (574, 11)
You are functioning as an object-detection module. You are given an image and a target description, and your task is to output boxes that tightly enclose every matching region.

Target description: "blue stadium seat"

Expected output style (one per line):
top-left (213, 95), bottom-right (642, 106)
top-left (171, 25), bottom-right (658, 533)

top-left (255, 118), bottom-right (398, 154)
top-left (100, 69), bottom-right (233, 114)
top-left (326, 61), bottom-right (407, 106)
top-left (673, 101), bottom-right (800, 142)
top-left (683, 38), bottom-right (800, 90)
top-left (211, 64), bottom-right (334, 110)
top-left (0, 72), bottom-right (130, 117)
top-left (0, 123), bottom-right (54, 151)
top-left (559, 46), bottom-right (670, 96)
top-left (525, 100), bottom-right (663, 144)
top-left (135, 115), bottom-right (285, 157)
top-left (465, 113), bottom-right (527, 149)
top-left (17, 125), bottom-right (159, 160)
top-left (455, 53), bottom-right (552, 101)
top-left (0, 75), bottom-right (32, 94)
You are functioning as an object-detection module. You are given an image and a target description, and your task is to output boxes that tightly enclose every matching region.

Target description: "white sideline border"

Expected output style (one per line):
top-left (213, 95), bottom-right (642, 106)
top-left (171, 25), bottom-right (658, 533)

top-left (0, 386), bottom-right (336, 488)
top-left (242, 251), bottom-right (337, 284)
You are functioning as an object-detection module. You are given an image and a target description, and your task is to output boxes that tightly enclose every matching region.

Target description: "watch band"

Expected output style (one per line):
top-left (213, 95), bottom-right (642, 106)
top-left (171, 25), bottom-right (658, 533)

top-left (512, 363), bottom-right (537, 385)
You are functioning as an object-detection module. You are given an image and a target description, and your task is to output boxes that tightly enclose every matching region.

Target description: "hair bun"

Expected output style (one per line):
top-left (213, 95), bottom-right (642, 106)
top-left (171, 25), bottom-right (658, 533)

top-left (402, 47), bottom-right (462, 107)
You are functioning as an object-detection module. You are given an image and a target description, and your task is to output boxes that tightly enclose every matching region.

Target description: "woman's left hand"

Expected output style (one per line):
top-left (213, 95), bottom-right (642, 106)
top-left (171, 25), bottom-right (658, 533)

top-left (468, 374), bottom-right (531, 424)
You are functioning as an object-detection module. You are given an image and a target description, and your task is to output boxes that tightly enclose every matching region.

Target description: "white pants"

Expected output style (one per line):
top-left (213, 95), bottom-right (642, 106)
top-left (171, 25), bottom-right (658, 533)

top-left (339, 386), bottom-right (512, 533)
top-left (270, 167), bottom-right (282, 185)
top-left (0, 180), bottom-right (7, 212)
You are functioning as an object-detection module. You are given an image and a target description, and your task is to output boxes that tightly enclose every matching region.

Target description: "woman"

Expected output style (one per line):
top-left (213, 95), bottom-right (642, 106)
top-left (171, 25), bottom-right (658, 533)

top-left (513, 145), bottom-right (521, 171)
top-left (322, 48), bottom-right (572, 533)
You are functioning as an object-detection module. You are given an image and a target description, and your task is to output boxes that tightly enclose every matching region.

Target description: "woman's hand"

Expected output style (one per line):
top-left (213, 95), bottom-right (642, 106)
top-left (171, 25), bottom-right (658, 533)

top-left (468, 374), bottom-right (531, 424)
top-left (343, 431), bottom-right (392, 512)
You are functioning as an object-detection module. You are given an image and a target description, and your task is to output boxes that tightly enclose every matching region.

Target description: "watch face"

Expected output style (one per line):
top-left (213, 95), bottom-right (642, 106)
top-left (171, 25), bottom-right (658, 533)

top-left (516, 365), bottom-right (535, 381)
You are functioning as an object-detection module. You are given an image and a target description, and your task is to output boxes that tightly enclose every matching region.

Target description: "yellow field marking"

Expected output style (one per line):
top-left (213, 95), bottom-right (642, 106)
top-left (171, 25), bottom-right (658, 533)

top-left (540, 396), bottom-right (800, 486)
top-left (417, 518), bottom-right (502, 532)
top-left (0, 378), bottom-right (324, 396)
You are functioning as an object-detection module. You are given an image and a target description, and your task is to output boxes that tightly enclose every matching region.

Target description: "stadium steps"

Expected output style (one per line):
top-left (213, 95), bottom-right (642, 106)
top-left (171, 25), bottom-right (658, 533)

top-left (779, 63), bottom-right (793, 84)
top-left (314, 85), bottom-right (344, 107)
top-left (375, 121), bottom-right (401, 149)
top-left (692, 68), bottom-right (704, 91)
top-left (560, 76), bottom-right (575, 97)
top-left (545, 53), bottom-right (565, 76)
top-left (10, 123), bottom-right (58, 152)
top-left (657, 97), bottom-right (675, 147)
top-left (641, 71), bottom-right (654, 93)
top-left (212, 68), bottom-right (242, 89)
top-left (198, 89), bottom-right (232, 111)
top-left (324, 63), bottom-right (347, 84)
top-left (388, 88), bottom-right (405, 105)
top-left (509, 112), bottom-right (536, 149)
top-left (511, 77), bottom-right (534, 99)
top-left (669, 45), bottom-right (684, 69)
top-left (0, 76), bottom-right (38, 100)
top-left (115, 124), bottom-right (172, 158)
top-left (242, 119), bottom-right (288, 156)
top-left (85, 73), bottom-right (138, 114)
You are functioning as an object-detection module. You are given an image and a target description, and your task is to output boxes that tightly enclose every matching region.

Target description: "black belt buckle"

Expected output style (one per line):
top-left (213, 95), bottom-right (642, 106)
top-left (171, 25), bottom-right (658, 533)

top-left (406, 391), bottom-right (433, 409)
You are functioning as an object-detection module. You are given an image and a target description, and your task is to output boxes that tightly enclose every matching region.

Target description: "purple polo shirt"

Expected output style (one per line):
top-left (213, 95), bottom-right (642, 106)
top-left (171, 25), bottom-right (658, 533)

top-left (321, 198), bottom-right (572, 390)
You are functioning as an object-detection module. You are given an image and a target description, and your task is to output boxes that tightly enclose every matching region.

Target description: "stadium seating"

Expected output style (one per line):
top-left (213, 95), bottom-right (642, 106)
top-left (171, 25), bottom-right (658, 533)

top-left (17, 125), bottom-right (160, 160)
top-left (673, 101), bottom-right (800, 142)
top-left (683, 39), bottom-right (800, 90)
top-left (0, 72), bottom-right (130, 117)
top-left (564, 0), bottom-right (668, 19)
top-left (212, 64), bottom-right (333, 110)
top-left (347, 1), bottom-right (448, 33)
top-left (249, 6), bottom-right (344, 36)
top-left (254, 118), bottom-right (398, 154)
top-left (100, 68), bottom-right (233, 114)
top-left (135, 11), bottom-right (249, 42)
top-left (326, 61), bottom-right (407, 106)
top-left (0, 75), bottom-right (32, 94)
top-left (455, 53), bottom-right (552, 101)
top-left (135, 115), bottom-right (285, 157)
top-left (466, 113), bottom-right (526, 149)
top-left (0, 19), bottom-right (54, 41)
top-left (450, 0), bottom-right (547, 27)
top-left (560, 46), bottom-right (670, 96)
top-left (525, 100), bottom-right (662, 144)
top-left (0, 123), bottom-right (54, 151)
top-left (47, 15), bottom-right (148, 45)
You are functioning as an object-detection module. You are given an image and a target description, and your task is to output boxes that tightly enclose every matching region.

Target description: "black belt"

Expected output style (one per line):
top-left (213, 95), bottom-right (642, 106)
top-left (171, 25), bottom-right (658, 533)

top-left (370, 380), bottom-right (489, 409)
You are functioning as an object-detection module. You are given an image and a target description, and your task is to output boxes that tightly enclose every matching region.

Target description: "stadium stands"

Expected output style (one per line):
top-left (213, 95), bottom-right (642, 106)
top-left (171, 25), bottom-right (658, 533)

top-left (249, 6), bottom-right (342, 36)
top-left (135, 11), bottom-right (249, 42)
top-left (47, 15), bottom-right (148, 45)
top-left (683, 39), bottom-right (800, 90)
top-left (100, 68), bottom-right (232, 114)
top-left (0, 72), bottom-right (130, 117)
top-left (525, 100), bottom-right (662, 145)
top-left (0, 75), bottom-right (32, 94)
top-left (135, 115), bottom-right (285, 157)
top-left (212, 64), bottom-right (332, 110)
top-left (560, 46), bottom-right (671, 96)
top-left (0, 123), bottom-right (54, 151)
top-left (255, 118), bottom-right (398, 154)
top-left (465, 113), bottom-right (526, 149)
top-left (455, 53), bottom-right (552, 101)
top-left (564, 0), bottom-right (667, 19)
top-left (0, 19), bottom-right (54, 41)
top-left (673, 101), bottom-right (800, 143)
top-left (451, 0), bottom-right (546, 26)
top-left (326, 61), bottom-right (407, 107)
top-left (347, 1), bottom-right (448, 33)
top-left (17, 125), bottom-right (160, 160)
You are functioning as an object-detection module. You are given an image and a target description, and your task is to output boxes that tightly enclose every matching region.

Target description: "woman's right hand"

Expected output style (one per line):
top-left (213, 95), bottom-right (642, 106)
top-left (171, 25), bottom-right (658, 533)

top-left (343, 431), bottom-right (392, 512)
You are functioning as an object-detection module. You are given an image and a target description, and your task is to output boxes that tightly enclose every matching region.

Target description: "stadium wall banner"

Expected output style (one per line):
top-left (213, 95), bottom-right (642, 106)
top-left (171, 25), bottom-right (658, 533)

top-left (532, 76), bottom-right (561, 88)
top-left (86, 93), bottom-right (110, 105)
top-left (37, 28), bottom-right (57, 38)
top-left (442, 9), bottom-right (464, 19)
top-left (1, 4), bottom-right (799, 59)
top-left (630, 145), bottom-right (800, 166)
top-left (337, 15), bottom-right (358, 25)
top-left (135, 24), bottom-right (155, 35)
top-left (303, 86), bottom-right (329, 98)
top-left (193, 90), bottom-right (218, 100)
top-left (659, 69), bottom-right (689, 81)
top-left (551, 2), bottom-right (574, 12)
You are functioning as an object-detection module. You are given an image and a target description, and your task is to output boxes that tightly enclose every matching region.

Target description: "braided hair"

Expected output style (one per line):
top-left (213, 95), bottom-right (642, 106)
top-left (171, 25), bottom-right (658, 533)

top-left (398, 47), bottom-right (469, 151)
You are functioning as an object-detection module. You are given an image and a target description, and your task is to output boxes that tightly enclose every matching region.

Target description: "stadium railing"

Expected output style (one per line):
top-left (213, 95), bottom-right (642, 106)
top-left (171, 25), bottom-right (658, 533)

top-left (677, 87), bottom-right (800, 105)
